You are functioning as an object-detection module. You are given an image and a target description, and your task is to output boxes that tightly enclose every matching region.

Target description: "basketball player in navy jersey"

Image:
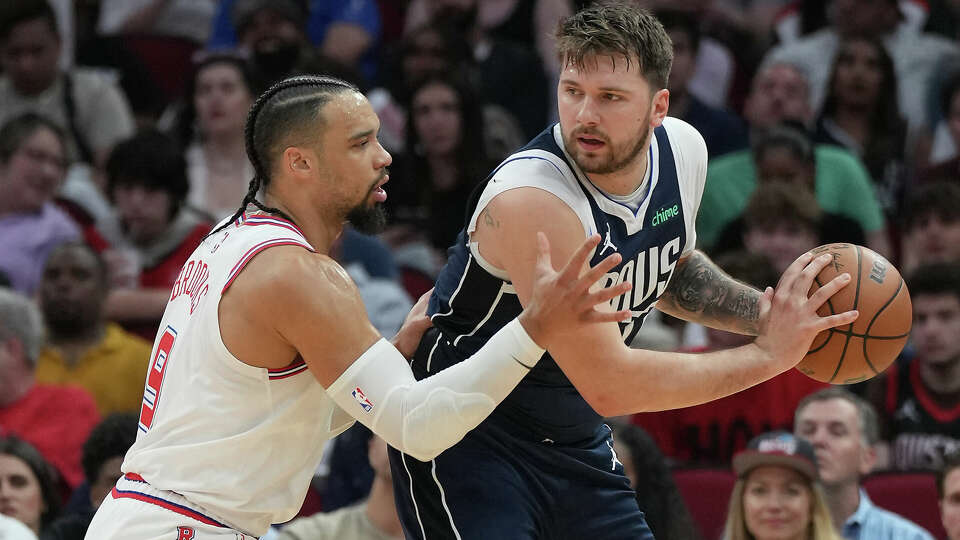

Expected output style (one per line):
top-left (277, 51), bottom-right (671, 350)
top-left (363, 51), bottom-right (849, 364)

top-left (388, 3), bottom-right (859, 539)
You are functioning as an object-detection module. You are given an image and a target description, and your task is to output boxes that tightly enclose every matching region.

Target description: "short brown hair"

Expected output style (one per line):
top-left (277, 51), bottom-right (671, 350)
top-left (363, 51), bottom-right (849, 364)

top-left (743, 181), bottom-right (822, 232)
top-left (555, 1), bottom-right (673, 90)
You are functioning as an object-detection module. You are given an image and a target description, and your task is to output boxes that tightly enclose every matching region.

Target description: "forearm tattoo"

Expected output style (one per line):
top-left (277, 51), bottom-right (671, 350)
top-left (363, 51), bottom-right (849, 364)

top-left (660, 251), bottom-right (761, 334)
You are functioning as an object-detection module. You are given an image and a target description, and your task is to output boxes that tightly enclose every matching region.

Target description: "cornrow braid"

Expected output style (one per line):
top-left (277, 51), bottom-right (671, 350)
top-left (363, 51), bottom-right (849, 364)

top-left (207, 75), bottom-right (360, 237)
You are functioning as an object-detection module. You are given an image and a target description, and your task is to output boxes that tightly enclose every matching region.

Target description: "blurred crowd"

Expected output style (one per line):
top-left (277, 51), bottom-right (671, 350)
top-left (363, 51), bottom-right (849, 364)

top-left (4, 0), bottom-right (960, 539)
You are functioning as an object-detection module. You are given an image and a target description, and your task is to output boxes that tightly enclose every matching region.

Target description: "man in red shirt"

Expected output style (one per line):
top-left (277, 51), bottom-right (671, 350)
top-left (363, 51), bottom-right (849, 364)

top-left (0, 288), bottom-right (100, 488)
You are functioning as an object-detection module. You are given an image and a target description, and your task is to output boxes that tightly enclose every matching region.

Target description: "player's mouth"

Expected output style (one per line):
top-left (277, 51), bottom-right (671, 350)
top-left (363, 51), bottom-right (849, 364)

top-left (577, 136), bottom-right (606, 151)
top-left (372, 174), bottom-right (389, 202)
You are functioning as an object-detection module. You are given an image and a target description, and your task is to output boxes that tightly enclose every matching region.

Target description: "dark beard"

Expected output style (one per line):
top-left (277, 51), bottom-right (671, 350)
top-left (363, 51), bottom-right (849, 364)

top-left (577, 125), bottom-right (650, 175)
top-left (346, 203), bottom-right (387, 234)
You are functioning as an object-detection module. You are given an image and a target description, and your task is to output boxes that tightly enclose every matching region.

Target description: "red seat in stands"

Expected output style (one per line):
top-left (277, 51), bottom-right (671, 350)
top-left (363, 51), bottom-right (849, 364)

top-left (863, 471), bottom-right (946, 539)
top-left (673, 468), bottom-right (736, 540)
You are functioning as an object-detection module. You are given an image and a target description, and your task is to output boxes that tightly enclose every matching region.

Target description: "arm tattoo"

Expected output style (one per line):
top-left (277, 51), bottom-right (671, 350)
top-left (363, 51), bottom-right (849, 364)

top-left (659, 251), bottom-right (761, 335)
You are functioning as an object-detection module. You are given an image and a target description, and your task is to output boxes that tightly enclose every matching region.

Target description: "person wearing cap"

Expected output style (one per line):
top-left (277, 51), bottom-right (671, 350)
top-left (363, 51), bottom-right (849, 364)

top-left (723, 431), bottom-right (842, 540)
top-left (794, 387), bottom-right (934, 539)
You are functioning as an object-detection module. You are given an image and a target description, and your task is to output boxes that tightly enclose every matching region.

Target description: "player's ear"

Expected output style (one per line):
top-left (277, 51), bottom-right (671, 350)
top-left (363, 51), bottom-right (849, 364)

top-left (283, 146), bottom-right (314, 180)
top-left (650, 88), bottom-right (669, 127)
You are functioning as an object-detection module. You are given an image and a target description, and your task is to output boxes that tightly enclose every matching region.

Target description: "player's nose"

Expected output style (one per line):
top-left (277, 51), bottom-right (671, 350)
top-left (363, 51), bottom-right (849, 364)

top-left (575, 96), bottom-right (600, 125)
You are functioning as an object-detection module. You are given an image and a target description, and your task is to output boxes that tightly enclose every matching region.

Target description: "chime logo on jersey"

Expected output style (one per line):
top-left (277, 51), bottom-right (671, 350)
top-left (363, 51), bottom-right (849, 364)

top-left (352, 387), bottom-right (374, 413)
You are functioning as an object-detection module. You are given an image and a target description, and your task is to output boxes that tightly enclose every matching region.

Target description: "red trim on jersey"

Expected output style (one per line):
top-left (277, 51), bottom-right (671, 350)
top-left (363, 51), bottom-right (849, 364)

top-left (223, 239), bottom-right (313, 294)
top-left (124, 473), bottom-right (146, 482)
top-left (910, 359), bottom-right (960, 423)
top-left (268, 358), bottom-right (309, 380)
top-left (244, 216), bottom-right (304, 237)
top-left (111, 486), bottom-right (229, 528)
top-left (238, 210), bottom-right (306, 238)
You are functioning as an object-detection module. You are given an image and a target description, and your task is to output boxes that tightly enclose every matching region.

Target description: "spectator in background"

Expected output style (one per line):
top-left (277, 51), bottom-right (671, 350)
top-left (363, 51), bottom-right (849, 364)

top-left (96, 0), bottom-right (216, 45)
top-left (0, 113), bottom-right (80, 296)
top-left (865, 263), bottom-right (960, 471)
top-left (899, 182), bottom-right (960, 275)
top-left (940, 450), bottom-right (960, 540)
top-left (208, 0), bottom-right (380, 84)
top-left (369, 22), bottom-right (524, 161)
top-left (35, 243), bottom-right (151, 415)
top-left (368, 22), bottom-right (472, 153)
top-left (920, 71), bottom-right (960, 180)
top-left (173, 55), bottom-right (254, 220)
top-left (654, 8), bottom-right (748, 158)
top-left (635, 252), bottom-right (825, 465)
top-left (41, 413), bottom-right (138, 540)
top-left (410, 0), bottom-right (549, 139)
top-left (712, 126), bottom-right (866, 259)
top-left (102, 130), bottom-right (213, 337)
top-left (696, 63), bottom-right (887, 255)
top-left (610, 423), bottom-right (702, 540)
top-left (273, 435), bottom-right (402, 540)
top-left (0, 0), bottom-right (134, 170)
top-left (0, 289), bottom-right (100, 490)
top-left (763, 0), bottom-right (960, 135)
top-left (814, 37), bottom-right (907, 215)
top-left (794, 388), bottom-right (933, 539)
top-left (404, 0), bottom-right (571, 82)
top-left (722, 431), bottom-right (842, 540)
top-left (384, 74), bottom-right (494, 276)
top-left (0, 437), bottom-right (60, 537)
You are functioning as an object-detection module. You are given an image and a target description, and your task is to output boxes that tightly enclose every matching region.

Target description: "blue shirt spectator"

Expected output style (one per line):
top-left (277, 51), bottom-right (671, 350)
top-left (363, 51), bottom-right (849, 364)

top-left (843, 490), bottom-right (934, 540)
top-left (207, 0), bottom-right (381, 81)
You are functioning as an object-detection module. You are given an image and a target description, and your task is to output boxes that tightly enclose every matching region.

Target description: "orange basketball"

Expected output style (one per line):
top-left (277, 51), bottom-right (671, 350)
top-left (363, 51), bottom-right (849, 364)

top-left (797, 243), bottom-right (912, 384)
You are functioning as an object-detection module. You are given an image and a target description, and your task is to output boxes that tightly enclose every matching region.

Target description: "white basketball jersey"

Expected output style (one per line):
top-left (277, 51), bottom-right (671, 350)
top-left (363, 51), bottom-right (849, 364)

top-left (121, 211), bottom-right (355, 536)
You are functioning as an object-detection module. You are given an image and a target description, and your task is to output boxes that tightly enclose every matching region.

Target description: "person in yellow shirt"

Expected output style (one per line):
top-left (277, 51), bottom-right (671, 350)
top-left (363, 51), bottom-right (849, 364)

top-left (35, 242), bottom-right (150, 414)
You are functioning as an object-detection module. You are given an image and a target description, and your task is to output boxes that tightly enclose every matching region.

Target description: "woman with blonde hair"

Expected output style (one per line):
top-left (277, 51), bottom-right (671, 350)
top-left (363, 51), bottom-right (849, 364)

top-left (723, 431), bottom-right (841, 540)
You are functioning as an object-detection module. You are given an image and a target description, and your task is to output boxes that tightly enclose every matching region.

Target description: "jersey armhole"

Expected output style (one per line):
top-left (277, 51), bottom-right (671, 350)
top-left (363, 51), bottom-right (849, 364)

top-left (209, 239), bottom-right (316, 379)
top-left (466, 184), bottom-right (593, 282)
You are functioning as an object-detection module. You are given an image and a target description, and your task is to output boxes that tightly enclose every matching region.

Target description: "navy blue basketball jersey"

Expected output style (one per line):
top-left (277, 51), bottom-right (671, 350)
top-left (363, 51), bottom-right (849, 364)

top-left (414, 118), bottom-right (707, 443)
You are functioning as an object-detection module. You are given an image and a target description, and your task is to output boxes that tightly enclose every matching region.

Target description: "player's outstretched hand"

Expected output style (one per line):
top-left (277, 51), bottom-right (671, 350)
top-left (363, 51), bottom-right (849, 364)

top-left (753, 252), bottom-right (859, 371)
top-left (519, 233), bottom-right (632, 348)
top-left (392, 288), bottom-right (434, 359)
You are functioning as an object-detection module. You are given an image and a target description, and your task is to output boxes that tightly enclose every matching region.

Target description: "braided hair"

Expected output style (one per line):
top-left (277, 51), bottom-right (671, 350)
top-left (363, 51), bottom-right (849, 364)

top-left (208, 75), bottom-right (360, 237)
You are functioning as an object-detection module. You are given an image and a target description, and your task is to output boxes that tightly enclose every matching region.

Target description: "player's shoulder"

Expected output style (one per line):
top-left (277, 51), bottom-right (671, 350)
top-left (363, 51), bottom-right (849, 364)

top-left (233, 245), bottom-right (355, 304)
top-left (491, 150), bottom-right (570, 186)
top-left (660, 117), bottom-right (708, 156)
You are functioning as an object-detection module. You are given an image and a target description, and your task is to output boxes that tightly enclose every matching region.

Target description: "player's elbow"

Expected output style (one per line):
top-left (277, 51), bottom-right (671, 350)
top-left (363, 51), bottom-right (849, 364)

top-left (582, 389), bottom-right (627, 418)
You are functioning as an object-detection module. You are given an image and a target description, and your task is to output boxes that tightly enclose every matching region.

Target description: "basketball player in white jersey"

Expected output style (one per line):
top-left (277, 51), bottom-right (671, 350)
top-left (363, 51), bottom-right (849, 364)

top-left (83, 76), bottom-right (633, 540)
top-left (387, 3), bottom-right (862, 538)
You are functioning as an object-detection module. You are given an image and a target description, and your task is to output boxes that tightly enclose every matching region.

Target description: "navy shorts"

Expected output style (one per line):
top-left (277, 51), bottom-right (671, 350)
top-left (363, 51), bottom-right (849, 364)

top-left (388, 420), bottom-right (654, 540)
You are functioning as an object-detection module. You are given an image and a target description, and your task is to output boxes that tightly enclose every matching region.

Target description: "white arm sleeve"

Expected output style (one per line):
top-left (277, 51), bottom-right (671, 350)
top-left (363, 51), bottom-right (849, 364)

top-left (326, 319), bottom-right (544, 461)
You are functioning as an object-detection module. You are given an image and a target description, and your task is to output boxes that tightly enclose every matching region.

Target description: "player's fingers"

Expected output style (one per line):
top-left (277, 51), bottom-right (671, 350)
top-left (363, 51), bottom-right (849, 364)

top-left (758, 286), bottom-right (773, 319)
top-left (775, 252), bottom-right (815, 292)
top-left (574, 252), bottom-right (622, 292)
top-left (791, 253), bottom-right (834, 295)
top-left (582, 308), bottom-right (632, 324)
top-left (807, 273), bottom-right (851, 309)
top-left (534, 232), bottom-right (554, 276)
top-left (579, 281), bottom-right (631, 310)
top-left (814, 310), bottom-right (859, 332)
top-left (555, 234), bottom-right (602, 285)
